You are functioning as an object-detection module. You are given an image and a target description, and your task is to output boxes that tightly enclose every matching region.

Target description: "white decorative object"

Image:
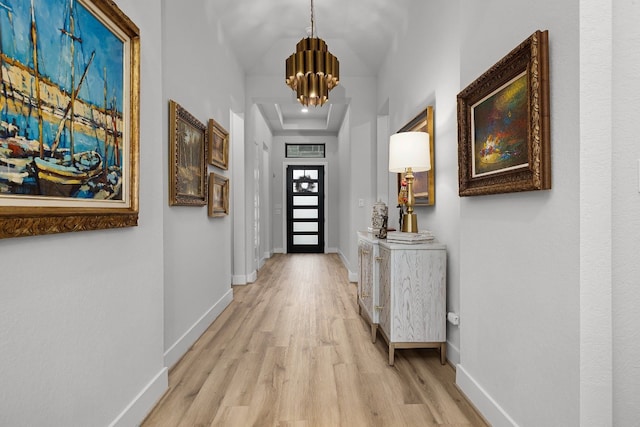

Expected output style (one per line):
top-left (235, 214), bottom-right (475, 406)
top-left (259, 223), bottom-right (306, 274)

top-left (370, 200), bottom-right (388, 238)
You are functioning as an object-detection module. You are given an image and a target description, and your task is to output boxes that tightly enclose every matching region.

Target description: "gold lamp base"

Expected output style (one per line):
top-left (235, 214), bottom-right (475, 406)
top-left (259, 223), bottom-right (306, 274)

top-left (401, 213), bottom-right (418, 233)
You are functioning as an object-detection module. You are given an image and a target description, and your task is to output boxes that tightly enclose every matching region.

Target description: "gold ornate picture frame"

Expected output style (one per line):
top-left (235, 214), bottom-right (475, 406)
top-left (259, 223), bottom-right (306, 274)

top-left (208, 172), bottom-right (228, 217)
top-left (208, 118), bottom-right (229, 170)
top-left (0, 0), bottom-right (140, 239)
top-left (457, 30), bottom-right (551, 196)
top-left (395, 106), bottom-right (435, 206)
top-left (169, 100), bottom-right (207, 206)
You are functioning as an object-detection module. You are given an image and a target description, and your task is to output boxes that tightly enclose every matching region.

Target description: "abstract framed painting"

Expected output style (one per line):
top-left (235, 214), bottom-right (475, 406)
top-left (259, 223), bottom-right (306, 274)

top-left (457, 30), bottom-right (551, 196)
top-left (0, 0), bottom-right (140, 238)
top-left (395, 106), bottom-right (435, 206)
top-left (169, 100), bottom-right (207, 206)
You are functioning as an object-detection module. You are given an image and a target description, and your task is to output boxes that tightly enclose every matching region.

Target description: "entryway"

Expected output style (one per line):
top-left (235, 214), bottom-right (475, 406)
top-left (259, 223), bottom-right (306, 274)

top-left (286, 165), bottom-right (325, 253)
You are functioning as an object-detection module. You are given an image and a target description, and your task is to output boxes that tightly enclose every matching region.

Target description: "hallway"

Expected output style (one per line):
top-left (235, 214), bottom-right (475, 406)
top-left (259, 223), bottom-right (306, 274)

top-left (142, 254), bottom-right (486, 426)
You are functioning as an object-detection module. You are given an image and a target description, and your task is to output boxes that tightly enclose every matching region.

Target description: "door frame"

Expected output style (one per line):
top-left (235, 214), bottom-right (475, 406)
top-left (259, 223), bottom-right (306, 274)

top-left (282, 161), bottom-right (329, 254)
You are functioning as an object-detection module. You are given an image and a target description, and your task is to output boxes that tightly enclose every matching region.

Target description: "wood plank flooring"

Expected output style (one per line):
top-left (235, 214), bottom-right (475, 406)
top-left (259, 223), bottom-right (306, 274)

top-left (142, 254), bottom-right (487, 427)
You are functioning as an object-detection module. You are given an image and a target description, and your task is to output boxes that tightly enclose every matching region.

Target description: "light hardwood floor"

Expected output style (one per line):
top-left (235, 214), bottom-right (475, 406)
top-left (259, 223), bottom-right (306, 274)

top-left (142, 253), bottom-right (487, 427)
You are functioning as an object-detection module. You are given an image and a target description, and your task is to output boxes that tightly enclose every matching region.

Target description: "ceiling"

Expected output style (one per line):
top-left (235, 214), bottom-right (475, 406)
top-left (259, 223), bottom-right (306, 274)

top-left (207, 0), bottom-right (411, 136)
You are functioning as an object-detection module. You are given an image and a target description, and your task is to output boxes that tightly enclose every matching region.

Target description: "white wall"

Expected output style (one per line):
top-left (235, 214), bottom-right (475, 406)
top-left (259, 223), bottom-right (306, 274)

top-left (340, 76), bottom-right (378, 279)
top-left (161, 0), bottom-right (243, 366)
top-left (612, 0), bottom-right (640, 425)
top-left (338, 109), bottom-right (352, 267)
top-left (0, 1), bottom-right (167, 425)
top-left (458, 0), bottom-right (580, 425)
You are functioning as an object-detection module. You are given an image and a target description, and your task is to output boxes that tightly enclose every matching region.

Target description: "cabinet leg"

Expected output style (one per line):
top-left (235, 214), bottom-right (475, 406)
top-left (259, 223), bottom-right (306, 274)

top-left (370, 324), bottom-right (377, 343)
top-left (440, 343), bottom-right (447, 365)
top-left (388, 344), bottom-right (395, 366)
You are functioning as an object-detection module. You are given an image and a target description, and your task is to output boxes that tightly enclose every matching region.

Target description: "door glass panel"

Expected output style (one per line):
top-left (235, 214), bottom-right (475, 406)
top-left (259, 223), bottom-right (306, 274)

top-left (294, 235), bottom-right (319, 245)
top-left (293, 209), bottom-right (318, 219)
top-left (293, 222), bottom-right (318, 232)
top-left (304, 170), bottom-right (318, 180)
top-left (292, 169), bottom-right (319, 180)
top-left (293, 196), bottom-right (318, 206)
top-left (293, 182), bottom-right (318, 193)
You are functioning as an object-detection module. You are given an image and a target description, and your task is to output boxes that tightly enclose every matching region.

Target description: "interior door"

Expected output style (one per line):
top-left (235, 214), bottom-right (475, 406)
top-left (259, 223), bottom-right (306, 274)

top-left (286, 165), bottom-right (324, 253)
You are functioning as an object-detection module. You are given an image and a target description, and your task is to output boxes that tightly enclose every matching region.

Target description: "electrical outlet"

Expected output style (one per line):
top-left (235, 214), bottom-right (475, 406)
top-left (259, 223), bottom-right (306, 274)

top-left (358, 199), bottom-right (364, 207)
top-left (447, 312), bottom-right (460, 326)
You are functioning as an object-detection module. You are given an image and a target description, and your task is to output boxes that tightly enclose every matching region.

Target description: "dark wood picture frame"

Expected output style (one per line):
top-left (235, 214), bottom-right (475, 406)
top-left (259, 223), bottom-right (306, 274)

top-left (208, 172), bottom-right (229, 217)
top-left (208, 118), bottom-right (229, 170)
top-left (0, 0), bottom-right (140, 239)
top-left (395, 106), bottom-right (435, 206)
top-left (169, 100), bottom-right (207, 206)
top-left (457, 30), bottom-right (551, 197)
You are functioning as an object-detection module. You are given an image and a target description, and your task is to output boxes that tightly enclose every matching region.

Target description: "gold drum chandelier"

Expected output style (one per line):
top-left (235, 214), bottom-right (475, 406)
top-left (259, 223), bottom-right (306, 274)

top-left (285, 0), bottom-right (339, 107)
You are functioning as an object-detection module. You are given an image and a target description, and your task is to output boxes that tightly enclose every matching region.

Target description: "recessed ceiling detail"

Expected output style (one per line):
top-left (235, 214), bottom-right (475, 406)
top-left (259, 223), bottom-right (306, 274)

top-left (256, 98), bottom-right (348, 136)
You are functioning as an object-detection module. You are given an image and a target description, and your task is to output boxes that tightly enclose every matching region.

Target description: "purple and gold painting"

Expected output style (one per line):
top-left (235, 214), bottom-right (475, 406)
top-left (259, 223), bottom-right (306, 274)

top-left (471, 72), bottom-right (529, 178)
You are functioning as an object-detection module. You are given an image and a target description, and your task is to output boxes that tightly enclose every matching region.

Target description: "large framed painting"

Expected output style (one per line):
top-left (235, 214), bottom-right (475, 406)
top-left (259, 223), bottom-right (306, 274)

top-left (396, 106), bottom-right (435, 206)
top-left (169, 100), bottom-right (207, 206)
top-left (208, 118), bottom-right (228, 170)
top-left (0, 0), bottom-right (140, 238)
top-left (208, 172), bottom-right (229, 217)
top-left (457, 30), bottom-right (551, 196)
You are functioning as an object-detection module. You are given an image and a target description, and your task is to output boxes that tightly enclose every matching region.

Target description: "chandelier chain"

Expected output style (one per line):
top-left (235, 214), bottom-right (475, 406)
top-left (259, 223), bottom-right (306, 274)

top-left (310, 0), bottom-right (315, 37)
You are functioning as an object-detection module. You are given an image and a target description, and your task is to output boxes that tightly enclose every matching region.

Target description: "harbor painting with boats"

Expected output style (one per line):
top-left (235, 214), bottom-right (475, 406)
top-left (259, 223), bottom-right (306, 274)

top-left (0, 0), bottom-right (126, 200)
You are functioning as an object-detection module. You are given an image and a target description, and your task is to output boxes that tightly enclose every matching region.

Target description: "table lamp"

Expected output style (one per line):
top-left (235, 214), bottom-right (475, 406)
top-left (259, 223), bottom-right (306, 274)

top-left (388, 131), bottom-right (431, 232)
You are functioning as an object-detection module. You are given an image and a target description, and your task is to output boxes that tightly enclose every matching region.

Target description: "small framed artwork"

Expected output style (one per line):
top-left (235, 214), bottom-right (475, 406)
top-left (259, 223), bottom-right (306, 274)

top-left (169, 100), bottom-right (207, 206)
top-left (208, 173), bottom-right (229, 217)
top-left (457, 30), bottom-right (551, 196)
top-left (395, 106), bottom-right (435, 206)
top-left (208, 118), bottom-right (229, 170)
top-left (0, 0), bottom-right (140, 239)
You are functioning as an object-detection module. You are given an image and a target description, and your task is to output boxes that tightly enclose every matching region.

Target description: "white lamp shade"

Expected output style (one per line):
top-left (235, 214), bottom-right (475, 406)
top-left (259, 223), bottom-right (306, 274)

top-left (388, 131), bottom-right (431, 172)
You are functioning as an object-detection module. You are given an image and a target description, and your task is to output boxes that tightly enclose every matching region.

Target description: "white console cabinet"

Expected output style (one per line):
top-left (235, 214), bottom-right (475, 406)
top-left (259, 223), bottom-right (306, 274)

top-left (357, 232), bottom-right (447, 365)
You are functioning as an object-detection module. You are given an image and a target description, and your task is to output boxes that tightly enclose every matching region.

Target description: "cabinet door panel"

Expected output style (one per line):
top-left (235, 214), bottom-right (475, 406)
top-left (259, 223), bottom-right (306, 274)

top-left (391, 249), bottom-right (446, 342)
top-left (378, 246), bottom-right (391, 337)
top-left (358, 241), bottom-right (374, 315)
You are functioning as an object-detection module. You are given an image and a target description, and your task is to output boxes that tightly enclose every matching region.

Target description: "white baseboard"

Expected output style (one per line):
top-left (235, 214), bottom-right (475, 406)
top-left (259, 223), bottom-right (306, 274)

top-left (446, 339), bottom-right (460, 366)
top-left (260, 251), bottom-right (271, 268)
top-left (247, 270), bottom-right (257, 283)
top-left (274, 248), bottom-right (285, 254)
top-left (326, 247), bottom-right (338, 253)
top-left (337, 249), bottom-right (357, 282)
top-left (232, 275), bottom-right (247, 285)
top-left (164, 288), bottom-right (234, 368)
top-left (108, 367), bottom-right (168, 427)
top-left (456, 364), bottom-right (519, 427)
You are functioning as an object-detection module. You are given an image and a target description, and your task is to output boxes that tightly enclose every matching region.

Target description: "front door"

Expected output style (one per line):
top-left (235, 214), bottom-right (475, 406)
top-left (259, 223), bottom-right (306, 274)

top-left (286, 165), bottom-right (324, 253)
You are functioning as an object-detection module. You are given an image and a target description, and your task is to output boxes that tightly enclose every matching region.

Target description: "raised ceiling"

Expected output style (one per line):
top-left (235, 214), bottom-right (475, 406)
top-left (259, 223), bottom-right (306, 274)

top-left (207, 0), bottom-right (411, 135)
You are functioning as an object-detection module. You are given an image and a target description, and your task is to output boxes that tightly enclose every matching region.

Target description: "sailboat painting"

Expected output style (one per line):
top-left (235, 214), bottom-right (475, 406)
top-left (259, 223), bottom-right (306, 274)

top-left (0, 0), bottom-right (140, 239)
top-left (0, 0), bottom-right (128, 198)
